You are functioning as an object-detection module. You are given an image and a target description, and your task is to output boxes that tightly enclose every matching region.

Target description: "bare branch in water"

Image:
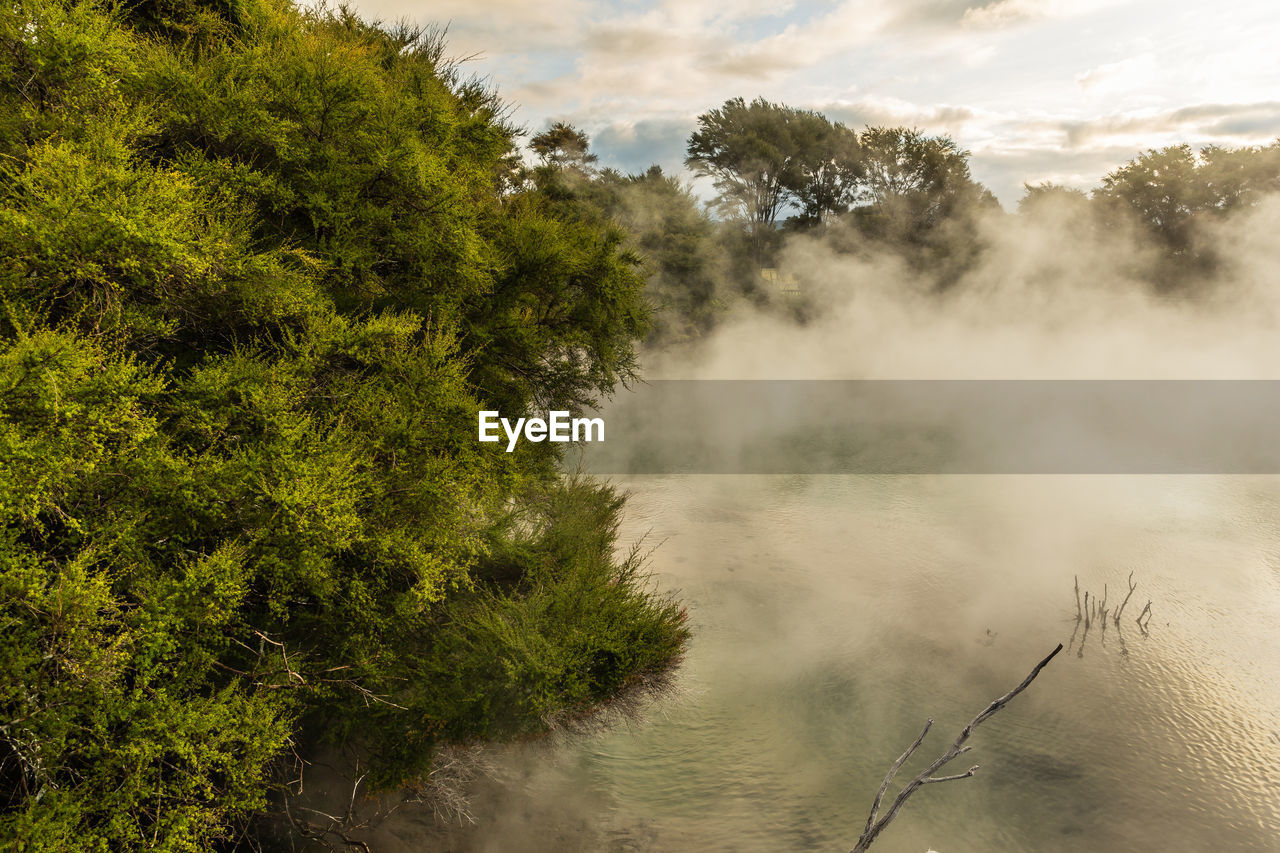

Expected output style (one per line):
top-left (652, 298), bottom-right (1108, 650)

top-left (849, 644), bottom-right (1063, 853)
top-left (1136, 600), bottom-right (1153, 633)
top-left (1114, 572), bottom-right (1137, 628)
top-left (1075, 573), bottom-right (1151, 657)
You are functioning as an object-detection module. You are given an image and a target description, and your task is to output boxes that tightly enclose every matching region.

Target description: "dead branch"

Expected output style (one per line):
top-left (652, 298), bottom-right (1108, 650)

top-left (279, 762), bottom-right (377, 853)
top-left (226, 631), bottom-right (407, 710)
top-left (1074, 573), bottom-right (1151, 657)
top-left (849, 643), bottom-right (1063, 853)
top-left (1114, 572), bottom-right (1137, 628)
top-left (1136, 600), bottom-right (1153, 633)
top-left (406, 744), bottom-right (494, 825)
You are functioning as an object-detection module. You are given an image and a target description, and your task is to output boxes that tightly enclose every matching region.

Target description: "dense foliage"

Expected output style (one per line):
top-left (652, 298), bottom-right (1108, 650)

top-left (0, 0), bottom-right (687, 849)
top-left (527, 128), bottom-right (727, 345)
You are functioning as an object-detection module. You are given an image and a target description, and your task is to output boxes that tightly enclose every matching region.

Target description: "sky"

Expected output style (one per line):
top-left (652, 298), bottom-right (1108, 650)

top-left (349, 0), bottom-right (1280, 207)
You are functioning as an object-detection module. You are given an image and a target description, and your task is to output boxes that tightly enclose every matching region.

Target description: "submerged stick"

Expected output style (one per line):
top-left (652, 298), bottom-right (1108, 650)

top-left (850, 643), bottom-right (1064, 853)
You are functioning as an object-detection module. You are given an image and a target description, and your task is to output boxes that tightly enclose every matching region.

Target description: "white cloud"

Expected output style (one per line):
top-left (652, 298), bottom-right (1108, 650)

top-left (961, 0), bottom-right (1124, 29)
top-left (352, 0), bottom-right (590, 53)
top-left (1075, 53), bottom-right (1159, 96)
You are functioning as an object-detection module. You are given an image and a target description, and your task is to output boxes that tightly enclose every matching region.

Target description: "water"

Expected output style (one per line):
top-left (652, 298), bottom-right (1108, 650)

top-left (392, 475), bottom-right (1280, 852)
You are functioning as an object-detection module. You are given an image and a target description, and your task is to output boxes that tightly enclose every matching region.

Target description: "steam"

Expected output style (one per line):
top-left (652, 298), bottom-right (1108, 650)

top-left (643, 194), bottom-right (1280, 381)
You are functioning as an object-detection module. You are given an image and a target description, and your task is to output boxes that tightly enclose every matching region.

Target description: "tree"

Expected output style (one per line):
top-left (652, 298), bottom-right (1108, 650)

top-left (686, 97), bottom-right (794, 245)
top-left (1197, 142), bottom-right (1280, 208)
top-left (787, 116), bottom-right (863, 227)
top-left (1094, 144), bottom-right (1205, 254)
top-left (1095, 142), bottom-right (1280, 257)
top-left (1017, 181), bottom-right (1090, 216)
top-left (686, 97), bottom-right (860, 259)
top-left (854, 126), bottom-right (990, 228)
top-left (850, 126), bottom-right (998, 278)
top-left (524, 129), bottom-right (728, 348)
top-left (598, 166), bottom-right (728, 344)
top-left (530, 120), bottom-right (598, 172)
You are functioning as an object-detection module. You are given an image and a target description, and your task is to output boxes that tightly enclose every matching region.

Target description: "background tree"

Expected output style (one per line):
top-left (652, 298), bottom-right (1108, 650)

top-left (1196, 142), bottom-right (1280, 208)
top-left (597, 166), bottom-right (728, 344)
top-left (1094, 142), bottom-right (1280, 281)
top-left (849, 126), bottom-right (999, 282)
top-left (525, 124), bottom-right (729, 346)
top-left (854, 127), bottom-right (991, 233)
top-left (686, 97), bottom-right (795, 260)
top-left (1017, 181), bottom-right (1090, 216)
top-left (1094, 144), bottom-right (1205, 256)
top-left (686, 97), bottom-right (864, 265)
top-left (530, 120), bottom-right (599, 173)
top-left (787, 117), bottom-right (863, 227)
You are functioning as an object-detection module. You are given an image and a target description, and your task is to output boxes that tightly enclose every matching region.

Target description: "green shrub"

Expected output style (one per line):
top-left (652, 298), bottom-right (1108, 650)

top-left (0, 0), bottom-right (684, 848)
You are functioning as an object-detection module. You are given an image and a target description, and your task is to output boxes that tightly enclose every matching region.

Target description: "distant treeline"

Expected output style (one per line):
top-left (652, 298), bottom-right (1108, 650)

top-left (0, 0), bottom-right (686, 849)
top-left (527, 99), bottom-right (1280, 341)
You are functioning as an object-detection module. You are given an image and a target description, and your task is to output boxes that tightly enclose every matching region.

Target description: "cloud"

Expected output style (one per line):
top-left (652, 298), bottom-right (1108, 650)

top-left (967, 144), bottom-right (1140, 204)
top-left (582, 25), bottom-right (677, 57)
top-left (341, 0), bottom-right (1280, 209)
top-left (351, 0), bottom-right (590, 53)
top-left (1075, 53), bottom-right (1159, 96)
top-left (876, 0), bottom-right (1125, 32)
top-left (565, 1), bottom-right (900, 102)
top-left (589, 117), bottom-right (698, 176)
top-left (820, 96), bottom-right (980, 133)
top-left (1057, 102), bottom-right (1280, 149)
top-left (959, 0), bottom-right (1121, 29)
top-left (961, 0), bottom-right (1040, 27)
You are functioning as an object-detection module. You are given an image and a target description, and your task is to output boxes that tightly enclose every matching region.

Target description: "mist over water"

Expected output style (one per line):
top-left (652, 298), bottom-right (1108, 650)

top-left (643, 195), bottom-right (1280, 382)
top-left (392, 193), bottom-right (1280, 850)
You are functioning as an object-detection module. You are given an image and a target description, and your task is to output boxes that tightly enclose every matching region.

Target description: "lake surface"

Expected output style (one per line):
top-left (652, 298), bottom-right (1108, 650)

top-left (396, 475), bottom-right (1280, 852)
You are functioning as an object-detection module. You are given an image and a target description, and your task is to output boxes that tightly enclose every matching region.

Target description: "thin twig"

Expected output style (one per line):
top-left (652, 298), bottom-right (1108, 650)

top-left (1114, 572), bottom-right (1137, 628)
